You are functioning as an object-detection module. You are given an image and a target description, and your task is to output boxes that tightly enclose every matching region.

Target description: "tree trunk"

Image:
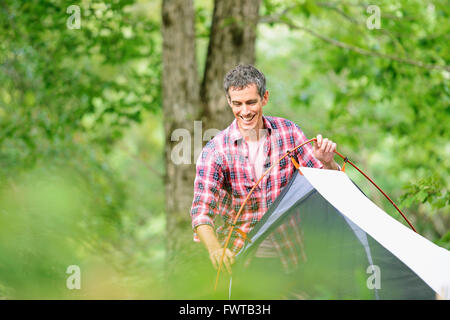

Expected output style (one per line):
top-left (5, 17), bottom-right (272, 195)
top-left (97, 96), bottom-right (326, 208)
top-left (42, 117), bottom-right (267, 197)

top-left (161, 0), bottom-right (261, 297)
top-left (201, 0), bottom-right (261, 132)
top-left (161, 0), bottom-right (199, 278)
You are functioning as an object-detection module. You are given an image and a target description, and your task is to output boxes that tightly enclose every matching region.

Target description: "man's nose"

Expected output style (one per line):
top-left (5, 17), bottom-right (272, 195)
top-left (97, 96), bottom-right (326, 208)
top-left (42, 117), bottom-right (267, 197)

top-left (241, 104), bottom-right (250, 113)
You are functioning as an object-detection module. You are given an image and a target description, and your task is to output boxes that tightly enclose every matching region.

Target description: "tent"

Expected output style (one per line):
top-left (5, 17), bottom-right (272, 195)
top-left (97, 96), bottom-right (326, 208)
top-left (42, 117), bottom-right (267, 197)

top-left (229, 167), bottom-right (450, 300)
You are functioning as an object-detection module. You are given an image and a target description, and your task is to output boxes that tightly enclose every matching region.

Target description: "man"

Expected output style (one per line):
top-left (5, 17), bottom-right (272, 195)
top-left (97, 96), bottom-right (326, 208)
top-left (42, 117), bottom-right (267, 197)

top-left (190, 64), bottom-right (339, 275)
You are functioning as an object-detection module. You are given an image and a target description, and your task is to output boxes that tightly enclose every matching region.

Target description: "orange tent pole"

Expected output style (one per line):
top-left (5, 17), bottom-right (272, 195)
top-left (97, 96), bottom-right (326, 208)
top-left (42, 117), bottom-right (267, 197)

top-left (213, 138), bottom-right (416, 290)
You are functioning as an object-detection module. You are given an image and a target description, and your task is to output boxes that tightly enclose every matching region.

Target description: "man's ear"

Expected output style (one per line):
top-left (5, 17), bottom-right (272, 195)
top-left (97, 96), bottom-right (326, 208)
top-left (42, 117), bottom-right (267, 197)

top-left (226, 95), bottom-right (233, 107)
top-left (262, 90), bottom-right (269, 106)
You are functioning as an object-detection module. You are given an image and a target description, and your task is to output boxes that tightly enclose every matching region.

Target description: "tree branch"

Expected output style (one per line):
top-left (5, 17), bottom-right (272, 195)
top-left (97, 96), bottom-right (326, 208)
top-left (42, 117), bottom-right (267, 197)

top-left (314, 1), bottom-right (415, 52)
top-left (315, 2), bottom-right (358, 24)
top-left (260, 16), bottom-right (450, 72)
top-left (316, 1), bottom-right (417, 21)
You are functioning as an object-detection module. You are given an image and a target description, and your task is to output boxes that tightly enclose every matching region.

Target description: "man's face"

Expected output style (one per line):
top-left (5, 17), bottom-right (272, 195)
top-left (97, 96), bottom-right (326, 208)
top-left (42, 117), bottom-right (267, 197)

top-left (227, 83), bottom-right (269, 136)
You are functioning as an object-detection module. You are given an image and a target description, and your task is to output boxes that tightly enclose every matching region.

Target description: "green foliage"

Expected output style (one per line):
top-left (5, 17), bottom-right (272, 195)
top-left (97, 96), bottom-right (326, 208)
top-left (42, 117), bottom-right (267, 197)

top-left (435, 231), bottom-right (450, 250)
top-left (400, 175), bottom-right (449, 210)
top-left (0, 0), bottom-right (165, 299)
top-left (259, 0), bottom-right (449, 241)
top-left (0, 0), bottom-right (161, 164)
top-left (0, 0), bottom-right (448, 299)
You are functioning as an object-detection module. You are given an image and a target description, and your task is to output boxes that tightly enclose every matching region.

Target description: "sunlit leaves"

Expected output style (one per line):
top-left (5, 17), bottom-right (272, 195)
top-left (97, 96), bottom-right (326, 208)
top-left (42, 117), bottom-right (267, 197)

top-left (259, 0), bottom-right (449, 240)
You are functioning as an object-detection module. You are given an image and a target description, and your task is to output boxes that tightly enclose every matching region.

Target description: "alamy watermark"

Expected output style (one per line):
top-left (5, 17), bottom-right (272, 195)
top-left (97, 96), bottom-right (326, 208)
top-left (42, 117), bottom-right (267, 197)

top-left (366, 5), bottom-right (381, 30)
top-left (170, 121), bottom-right (287, 167)
top-left (66, 265), bottom-right (81, 290)
top-left (171, 121), bottom-right (220, 165)
top-left (366, 264), bottom-right (381, 290)
top-left (66, 5), bottom-right (81, 30)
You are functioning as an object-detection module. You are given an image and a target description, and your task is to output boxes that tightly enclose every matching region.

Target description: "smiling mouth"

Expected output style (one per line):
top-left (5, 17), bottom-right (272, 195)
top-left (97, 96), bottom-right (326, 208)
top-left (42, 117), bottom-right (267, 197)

top-left (240, 114), bottom-right (255, 122)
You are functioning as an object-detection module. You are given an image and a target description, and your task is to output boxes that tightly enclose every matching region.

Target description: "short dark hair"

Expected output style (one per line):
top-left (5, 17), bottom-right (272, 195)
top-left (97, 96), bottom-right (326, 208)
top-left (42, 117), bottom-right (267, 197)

top-left (223, 64), bottom-right (266, 100)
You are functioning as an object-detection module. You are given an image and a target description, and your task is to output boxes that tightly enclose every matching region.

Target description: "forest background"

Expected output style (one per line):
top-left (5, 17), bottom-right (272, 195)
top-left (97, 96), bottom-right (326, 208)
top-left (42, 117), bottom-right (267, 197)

top-left (0, 0), bottom-right (448, 299)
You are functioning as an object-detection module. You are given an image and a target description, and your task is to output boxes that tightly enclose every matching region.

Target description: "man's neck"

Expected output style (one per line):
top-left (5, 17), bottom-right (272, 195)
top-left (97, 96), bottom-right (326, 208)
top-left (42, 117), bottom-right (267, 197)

top-left (240, 118), bottom-right (265, 142)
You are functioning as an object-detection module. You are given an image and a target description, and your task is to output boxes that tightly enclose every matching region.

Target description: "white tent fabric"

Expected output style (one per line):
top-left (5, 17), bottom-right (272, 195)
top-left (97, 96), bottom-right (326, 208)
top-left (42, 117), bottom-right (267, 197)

top-left (300, 167), bottom-right (450, 299)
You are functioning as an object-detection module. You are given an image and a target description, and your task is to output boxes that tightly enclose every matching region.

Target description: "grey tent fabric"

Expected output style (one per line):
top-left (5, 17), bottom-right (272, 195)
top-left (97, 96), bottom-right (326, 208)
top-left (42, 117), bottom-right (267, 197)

top-left (230, 172), bottom-right (436, 300)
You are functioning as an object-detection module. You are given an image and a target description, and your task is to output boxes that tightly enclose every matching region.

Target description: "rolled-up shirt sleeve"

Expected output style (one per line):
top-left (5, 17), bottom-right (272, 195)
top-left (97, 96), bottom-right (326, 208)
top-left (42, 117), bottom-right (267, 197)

top-left (190, 143), bottom-right (225, 242)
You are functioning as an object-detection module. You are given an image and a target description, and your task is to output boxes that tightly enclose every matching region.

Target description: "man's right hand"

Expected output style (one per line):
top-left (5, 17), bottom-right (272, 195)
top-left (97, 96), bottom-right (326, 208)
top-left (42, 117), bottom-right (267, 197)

top-left (209, 247), bottom-right (235, 275)
top-left (196, 224), bottom-right (236, 274)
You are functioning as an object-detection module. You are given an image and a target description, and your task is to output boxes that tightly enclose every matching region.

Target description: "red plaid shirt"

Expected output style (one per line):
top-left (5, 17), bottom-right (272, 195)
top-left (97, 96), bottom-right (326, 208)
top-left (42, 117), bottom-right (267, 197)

top-left (190, 116), bottom-right (323, 256)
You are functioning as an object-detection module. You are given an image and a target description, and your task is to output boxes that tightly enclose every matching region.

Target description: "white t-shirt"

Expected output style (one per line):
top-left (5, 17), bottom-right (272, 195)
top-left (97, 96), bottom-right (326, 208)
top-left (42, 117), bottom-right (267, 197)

top-left (246, 129), bottom-right (267, 180)
top-left (246, 130), bottom-right (278, 258)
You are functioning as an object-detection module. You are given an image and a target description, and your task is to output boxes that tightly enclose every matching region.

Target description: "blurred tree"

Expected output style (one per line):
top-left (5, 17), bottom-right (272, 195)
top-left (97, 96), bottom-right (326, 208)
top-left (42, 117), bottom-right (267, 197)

top-left (161, 0), bottom-right (261, 279)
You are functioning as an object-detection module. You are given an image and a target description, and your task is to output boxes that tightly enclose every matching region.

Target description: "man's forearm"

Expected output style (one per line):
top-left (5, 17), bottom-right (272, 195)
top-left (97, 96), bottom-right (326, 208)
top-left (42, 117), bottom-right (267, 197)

top-left (196, 224), bottom-right (235, 273)
top-left (196, 224), bottom-right (222, 253)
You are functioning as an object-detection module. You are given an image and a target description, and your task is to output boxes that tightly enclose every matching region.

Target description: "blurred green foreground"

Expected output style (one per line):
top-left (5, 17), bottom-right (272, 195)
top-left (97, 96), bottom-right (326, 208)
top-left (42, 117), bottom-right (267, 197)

top-left (0, 0), bottom-right (448, 299)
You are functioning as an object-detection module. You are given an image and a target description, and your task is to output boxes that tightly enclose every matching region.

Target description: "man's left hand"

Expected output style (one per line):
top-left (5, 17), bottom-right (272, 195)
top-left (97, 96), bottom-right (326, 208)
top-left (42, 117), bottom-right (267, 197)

top-left (313, 134), bottom-right (338, 169)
